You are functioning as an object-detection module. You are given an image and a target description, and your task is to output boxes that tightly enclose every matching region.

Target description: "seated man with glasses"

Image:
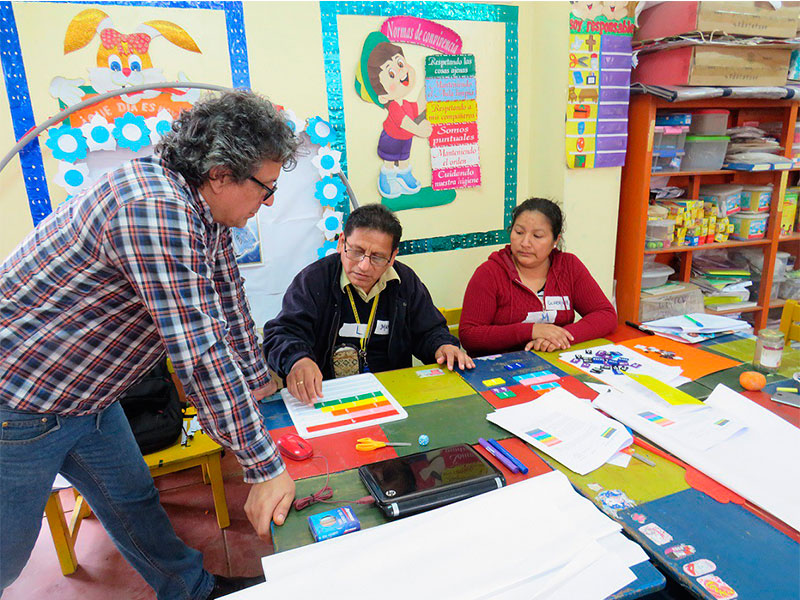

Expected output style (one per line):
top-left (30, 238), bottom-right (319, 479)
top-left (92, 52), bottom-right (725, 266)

top-left (263, 204), bottom-right (473, 404)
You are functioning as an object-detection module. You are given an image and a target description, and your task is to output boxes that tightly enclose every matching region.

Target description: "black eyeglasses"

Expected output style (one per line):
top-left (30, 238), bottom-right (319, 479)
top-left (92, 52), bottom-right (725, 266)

top-left (249, 176), bottom-right (278, 203)
top-left (343, 240), bottom-right (390, 267)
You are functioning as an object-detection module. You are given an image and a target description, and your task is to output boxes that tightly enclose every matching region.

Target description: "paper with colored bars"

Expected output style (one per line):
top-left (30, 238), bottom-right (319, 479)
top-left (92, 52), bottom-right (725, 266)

top-left (281, 373), bottom-right (407, 439)
top-left (486, 388), bottom-right (632, 475)
top-left (594, 384), bottom-right (800, 531)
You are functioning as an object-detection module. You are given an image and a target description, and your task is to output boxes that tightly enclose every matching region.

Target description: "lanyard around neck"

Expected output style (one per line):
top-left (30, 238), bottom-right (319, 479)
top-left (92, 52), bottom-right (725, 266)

top-left (345, 286), bottom-right (380, 354)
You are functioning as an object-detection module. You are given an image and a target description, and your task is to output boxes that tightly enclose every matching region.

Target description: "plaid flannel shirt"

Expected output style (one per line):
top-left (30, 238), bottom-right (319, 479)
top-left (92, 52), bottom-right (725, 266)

top-left (0, 156), bottom-right (284, 483)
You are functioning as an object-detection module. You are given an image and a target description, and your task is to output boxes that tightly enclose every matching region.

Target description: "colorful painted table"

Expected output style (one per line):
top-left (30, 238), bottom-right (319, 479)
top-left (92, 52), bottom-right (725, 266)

top-left (263, 330), bottom-right (800, 600)
top-left (263, 353), bottom-right (665, 599)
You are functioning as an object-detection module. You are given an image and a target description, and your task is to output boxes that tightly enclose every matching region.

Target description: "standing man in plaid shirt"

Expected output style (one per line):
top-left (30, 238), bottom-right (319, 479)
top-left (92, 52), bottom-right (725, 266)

top-left (0, 90), bottom-right (298, 599)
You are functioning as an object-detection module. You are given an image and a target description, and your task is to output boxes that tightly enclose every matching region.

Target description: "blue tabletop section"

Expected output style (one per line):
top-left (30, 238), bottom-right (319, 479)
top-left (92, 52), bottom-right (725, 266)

top-left (618, 488), bottom-right (800, 600)
top-left (457, 350), bottom-right (568, 392)
top-left (259, 394), bottom-right (292, 430)
top-left (611, 560), bottom-right (666, 599)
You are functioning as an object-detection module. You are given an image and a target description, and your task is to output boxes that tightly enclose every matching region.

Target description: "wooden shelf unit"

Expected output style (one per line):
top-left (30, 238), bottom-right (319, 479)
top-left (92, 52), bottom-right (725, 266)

top-left (615, 95), bottom-right (800, 332)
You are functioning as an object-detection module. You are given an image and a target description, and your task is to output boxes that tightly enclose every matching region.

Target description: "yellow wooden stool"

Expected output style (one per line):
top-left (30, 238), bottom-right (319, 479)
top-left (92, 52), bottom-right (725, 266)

top-left (45, 487), bottom-right (92, 575)
top-left (46, 418), bottom-right (230, 575)
top-left (144, 425), bottom-right (230, 529)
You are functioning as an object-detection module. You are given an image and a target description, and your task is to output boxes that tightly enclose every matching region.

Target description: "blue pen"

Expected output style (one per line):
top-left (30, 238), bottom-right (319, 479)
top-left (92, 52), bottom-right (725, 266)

top-left (478, 438), bottom-right (519, 473)
top-left (487, 438), bottom-right (529, 474)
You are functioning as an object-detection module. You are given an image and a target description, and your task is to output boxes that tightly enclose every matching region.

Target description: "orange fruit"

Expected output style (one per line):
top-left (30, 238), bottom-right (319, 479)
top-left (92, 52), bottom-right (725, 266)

top-left (739, 370), bottom-right (766, 391)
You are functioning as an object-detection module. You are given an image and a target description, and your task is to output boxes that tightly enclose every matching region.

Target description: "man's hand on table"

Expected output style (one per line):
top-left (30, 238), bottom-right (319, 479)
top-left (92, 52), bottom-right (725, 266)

top-left (286, 357), bottom-right (324, 405)
top-left (435, 344), bottom-right (475, 371)
top-left (245, 470), bottom-right (296, 539)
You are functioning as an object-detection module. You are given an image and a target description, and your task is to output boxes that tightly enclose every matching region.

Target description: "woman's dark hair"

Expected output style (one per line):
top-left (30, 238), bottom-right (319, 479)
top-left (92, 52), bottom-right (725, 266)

top-left (343, 204), bottom-right (403, 251)
top-left (157, 89), bottom-right (300, 188)
top-left (510, 197), bottom-right (565, 241)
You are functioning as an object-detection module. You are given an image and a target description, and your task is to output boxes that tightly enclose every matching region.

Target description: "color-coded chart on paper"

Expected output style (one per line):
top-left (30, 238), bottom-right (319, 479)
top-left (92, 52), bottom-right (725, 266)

top-left (638, 411), bottom-right (675, 427)
top-left (281, 373), bottom-right (407, 438)
top-left (527, 428), bottom-right (563, 447)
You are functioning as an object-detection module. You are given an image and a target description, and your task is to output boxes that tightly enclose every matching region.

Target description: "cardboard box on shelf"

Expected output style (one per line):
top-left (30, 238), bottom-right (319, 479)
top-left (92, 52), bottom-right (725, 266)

top-left (639, 282), bottom-right (705, 322)
top-left (633, 44), bottom-right (794, 87)
top-left (634, 2), bottom-right (800, 42)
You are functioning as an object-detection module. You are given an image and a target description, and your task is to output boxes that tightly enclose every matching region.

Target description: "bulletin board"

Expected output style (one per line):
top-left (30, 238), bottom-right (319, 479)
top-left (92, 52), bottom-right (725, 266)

top-left (319, 2), bottom-right (519, 256)
top-left (0, 1), bottom-right (247, 226)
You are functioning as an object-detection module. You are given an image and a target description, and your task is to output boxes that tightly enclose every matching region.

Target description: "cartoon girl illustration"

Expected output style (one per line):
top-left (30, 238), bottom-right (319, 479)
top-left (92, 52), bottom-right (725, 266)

top-left (355, 31), bottom-right (432, 200)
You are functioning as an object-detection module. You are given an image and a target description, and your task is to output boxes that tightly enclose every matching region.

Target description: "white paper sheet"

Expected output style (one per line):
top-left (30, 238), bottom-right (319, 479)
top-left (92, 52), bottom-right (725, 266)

top-left (223, 472), bottom-right (645, 600)
top-left (486, 388), bottom-right (633, 475)
top-left (595, 384), bottom-right (800, 531)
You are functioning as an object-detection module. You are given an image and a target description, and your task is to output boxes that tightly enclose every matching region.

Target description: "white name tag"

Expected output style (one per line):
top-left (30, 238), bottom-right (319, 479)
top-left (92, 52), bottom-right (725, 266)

top-left (544, 296), bottom-right (569, 311)
top-left (524, 311), bottom-right (558, 324)
top-left (374, 320), bottom-right (390, 335)
top-left (339, 323), bottom-right (368, 338)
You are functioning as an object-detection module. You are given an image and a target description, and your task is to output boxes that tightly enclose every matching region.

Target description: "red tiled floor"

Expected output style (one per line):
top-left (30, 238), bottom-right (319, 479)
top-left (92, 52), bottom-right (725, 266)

top-left (4, 464), bottom-right (273, 599)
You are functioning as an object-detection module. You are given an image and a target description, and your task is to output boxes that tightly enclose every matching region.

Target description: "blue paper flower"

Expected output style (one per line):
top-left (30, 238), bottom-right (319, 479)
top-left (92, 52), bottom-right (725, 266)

top-left (54, 160), bottom-right (90, 195)
top-left (46, 124), bottom-right (88, 163)
top-left (281, 108), bottom-right (305, 137)
top-left (312, 146), bottom-right (342, 177)
top-left (113, 112), bottom-right (151, 152)
top-left (317, 240), bottom-right (338, 259)
top-left (306, 116), bottom-right (336, 146)
top-left (314, 176), bottom-right (345, 208)
top-left (317, 208), bottom-right (343, 240)
top-left (145, 109), bottom-right (174, 146)
top-left (79, 115), bottom-right (116, 152)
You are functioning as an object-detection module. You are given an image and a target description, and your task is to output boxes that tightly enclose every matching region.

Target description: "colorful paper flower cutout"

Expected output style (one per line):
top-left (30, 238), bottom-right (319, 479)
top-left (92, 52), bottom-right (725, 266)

top-left (314, 175), bottom-right (346, 208)
top-left (317, 240), bottom-right (339, 259)
top-left (281, 108), bottom-right (305, 137)
top-left (145, 109), bottom-right (174, 146)
top-left (317, 208), bottom-right (343, 241)
top-left (312, 146), bottom-right (342, 177)
top-left (306, 116), bottom-right (336, 146)
top-left (79, 115), bottom-right (116, 152)
top-left (54, 160), bottom-right (90, 195)
top-left (113, 112), bottom-right (151, 152)
top-left (46, 124), bottom-right (88, 163)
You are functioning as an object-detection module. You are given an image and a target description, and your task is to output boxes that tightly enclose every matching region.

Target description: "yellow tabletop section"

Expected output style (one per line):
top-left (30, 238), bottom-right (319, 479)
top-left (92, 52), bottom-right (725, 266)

top-left (375, 364), bottom-right (476, 407)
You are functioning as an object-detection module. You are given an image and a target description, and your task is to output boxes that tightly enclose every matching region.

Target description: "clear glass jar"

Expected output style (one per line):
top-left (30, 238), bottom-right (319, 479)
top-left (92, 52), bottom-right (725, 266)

top-left (754, 329), bottom-right (784, 372)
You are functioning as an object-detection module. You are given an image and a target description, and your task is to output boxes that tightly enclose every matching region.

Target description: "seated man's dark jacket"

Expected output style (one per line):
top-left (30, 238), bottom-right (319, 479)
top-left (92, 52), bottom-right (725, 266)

top-left (263, 253), bottom-right (459, 379)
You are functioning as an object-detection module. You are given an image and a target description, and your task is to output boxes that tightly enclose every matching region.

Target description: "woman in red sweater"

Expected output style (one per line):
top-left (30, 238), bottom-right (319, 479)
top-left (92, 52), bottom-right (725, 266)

top-left (460, 198), bottom-right (617, 356)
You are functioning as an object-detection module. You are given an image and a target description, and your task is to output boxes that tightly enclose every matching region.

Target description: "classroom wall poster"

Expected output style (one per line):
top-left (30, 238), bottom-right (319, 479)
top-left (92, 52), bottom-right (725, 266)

top-left (322, 2), bottom-right (519, 255)
top-left (566, 1), bottom-right (634, 169)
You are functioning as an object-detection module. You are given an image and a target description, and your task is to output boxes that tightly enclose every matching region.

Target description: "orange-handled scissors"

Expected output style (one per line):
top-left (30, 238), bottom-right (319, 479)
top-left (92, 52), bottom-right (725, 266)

top-left (356, 437), bottom-right (412, 452)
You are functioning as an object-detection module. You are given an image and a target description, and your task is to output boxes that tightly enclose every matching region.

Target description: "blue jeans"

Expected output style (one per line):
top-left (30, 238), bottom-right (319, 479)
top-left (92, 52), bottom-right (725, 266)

top-left (0, 402), bottom-right (214, 599)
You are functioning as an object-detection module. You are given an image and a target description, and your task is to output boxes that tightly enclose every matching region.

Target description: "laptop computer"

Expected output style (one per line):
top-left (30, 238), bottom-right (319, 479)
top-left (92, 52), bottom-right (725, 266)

top-left (358, 444), bottom-right (506, 518)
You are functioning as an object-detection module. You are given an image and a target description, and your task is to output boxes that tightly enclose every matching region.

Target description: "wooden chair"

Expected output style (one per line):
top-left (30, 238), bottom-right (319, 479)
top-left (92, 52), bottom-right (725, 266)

top-left (780, 299), bottom-right (800, 343)
top-left (439, 307), bottom-right (462, 339)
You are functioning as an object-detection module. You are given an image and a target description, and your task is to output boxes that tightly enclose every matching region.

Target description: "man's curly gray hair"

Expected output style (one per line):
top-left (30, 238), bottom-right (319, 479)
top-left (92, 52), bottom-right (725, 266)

top-left (157, 89), bottom-right (300, 188)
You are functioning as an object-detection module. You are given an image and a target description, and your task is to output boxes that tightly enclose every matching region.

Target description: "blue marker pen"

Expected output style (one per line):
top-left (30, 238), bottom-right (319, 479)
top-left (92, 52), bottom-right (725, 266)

top-left (478, 438), bottom-right (519, 473)
top-left (487, 438), bottom-right (529, 474)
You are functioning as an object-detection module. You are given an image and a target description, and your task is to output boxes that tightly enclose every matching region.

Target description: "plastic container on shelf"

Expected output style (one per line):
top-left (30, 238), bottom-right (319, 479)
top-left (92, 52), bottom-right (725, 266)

top-left (776, 251), bottom-right (791, 276)
top-left (652, 126), bottom-right (664, 150)
top-left (658, 126), bottom-right (688, 151)
top-left (739, 184), bottom-right (772, 213)
top-left (653, 150), bottom-right (684, 172)
top-left (688, 109), bottom-right (729, 135)
top-left (645, 237), bottom-right (671, 250)
top-left (681, 135), bottom-right (730, 171)
top-left (699, 184), bottom-right (743, 217)
top-left (730, 212), bottom-right (769, 240)
top-left (641, 262), bottom-right (674, 289)
top-left (648, 204), bottom-right (669, 220)
top-left (780, 271), bottom-right (800, 299)
top-left (646, 218), bottom-right (675, 240)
